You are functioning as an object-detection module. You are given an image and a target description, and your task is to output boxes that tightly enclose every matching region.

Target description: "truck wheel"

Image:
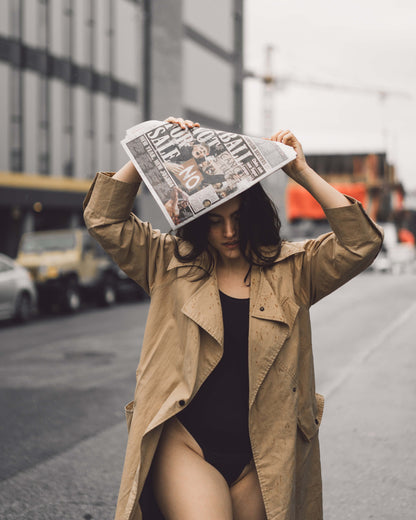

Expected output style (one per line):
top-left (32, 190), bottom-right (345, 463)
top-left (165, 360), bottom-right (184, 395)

top-left (14, 292), bottom-right (32, 323)
top-left (63, 280), bottom-right (81, 313)
top-left (99, 276), bottom-right (117, 307)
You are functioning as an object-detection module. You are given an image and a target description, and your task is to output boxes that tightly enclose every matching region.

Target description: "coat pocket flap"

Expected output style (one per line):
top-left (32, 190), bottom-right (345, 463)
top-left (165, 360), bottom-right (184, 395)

top-left (297, 393), bottom-right (325, 442)
top-left (124, 400), bottom-right (134, 433)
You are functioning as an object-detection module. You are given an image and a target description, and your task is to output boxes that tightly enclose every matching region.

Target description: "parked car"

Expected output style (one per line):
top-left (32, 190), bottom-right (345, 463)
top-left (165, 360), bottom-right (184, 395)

top-left (16, 228), bottom-right (140, 313)
top-left (371, 222), bottom-right (415, 274)
top-left (0, 253), bottom-right (37, 323)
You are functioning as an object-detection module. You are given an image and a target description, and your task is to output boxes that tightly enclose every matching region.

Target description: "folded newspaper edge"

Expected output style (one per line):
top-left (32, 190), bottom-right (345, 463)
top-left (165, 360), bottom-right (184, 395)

top-left (121, 120), bottom-right (296, 230)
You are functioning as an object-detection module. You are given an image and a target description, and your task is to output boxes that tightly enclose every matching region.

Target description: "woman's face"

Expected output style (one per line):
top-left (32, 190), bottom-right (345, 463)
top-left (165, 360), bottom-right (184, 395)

top-left (207, 196), bottom-right (242, 262)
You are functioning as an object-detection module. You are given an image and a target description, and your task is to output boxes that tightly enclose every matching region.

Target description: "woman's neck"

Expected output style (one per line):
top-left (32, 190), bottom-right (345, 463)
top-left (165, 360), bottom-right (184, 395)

top-left (216, 256), bottom-right (251, 298)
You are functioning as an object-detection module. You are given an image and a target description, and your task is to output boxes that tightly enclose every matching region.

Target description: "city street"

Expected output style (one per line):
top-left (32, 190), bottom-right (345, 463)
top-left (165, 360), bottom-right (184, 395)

top-left (0, 271), bottom-right (415, 520)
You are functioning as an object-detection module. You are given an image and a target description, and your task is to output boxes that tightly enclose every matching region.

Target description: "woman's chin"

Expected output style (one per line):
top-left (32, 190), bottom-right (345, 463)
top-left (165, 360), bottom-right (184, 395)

top-left (219, 246), bottom-right (243, 262)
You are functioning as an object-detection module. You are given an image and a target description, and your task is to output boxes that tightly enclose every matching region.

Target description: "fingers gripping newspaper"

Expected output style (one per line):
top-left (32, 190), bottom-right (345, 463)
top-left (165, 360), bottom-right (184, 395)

top-left (122, 121), bottom-right (296, 230)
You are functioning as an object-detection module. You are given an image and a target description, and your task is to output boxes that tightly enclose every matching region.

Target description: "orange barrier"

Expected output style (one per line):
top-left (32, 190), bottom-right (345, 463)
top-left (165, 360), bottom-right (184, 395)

top-left (398, 228), bottom-right (415, 245)
top-left (286, 182), bottom-right (368, 221)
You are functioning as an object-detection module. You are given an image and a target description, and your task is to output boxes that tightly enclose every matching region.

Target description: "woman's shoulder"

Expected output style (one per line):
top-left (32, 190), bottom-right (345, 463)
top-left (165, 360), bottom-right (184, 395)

top-left (258, 240), bottom-right (306, 266)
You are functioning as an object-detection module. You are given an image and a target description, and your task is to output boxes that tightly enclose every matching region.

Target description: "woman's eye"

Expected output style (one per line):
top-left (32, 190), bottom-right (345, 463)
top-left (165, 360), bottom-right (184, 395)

top-left (209, 219), bottom-right (221, 226)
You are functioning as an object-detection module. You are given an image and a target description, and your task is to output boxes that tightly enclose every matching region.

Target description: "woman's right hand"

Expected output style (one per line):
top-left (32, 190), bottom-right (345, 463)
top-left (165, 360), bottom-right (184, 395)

top-left (165, 116), bottom-right (200, 129)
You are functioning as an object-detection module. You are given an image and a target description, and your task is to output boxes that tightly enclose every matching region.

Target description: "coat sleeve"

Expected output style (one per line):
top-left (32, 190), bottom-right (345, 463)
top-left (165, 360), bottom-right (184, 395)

top-left (295, 197), bottom-right (384, 306)
top-left (83, 172), bottom-right (175, 295)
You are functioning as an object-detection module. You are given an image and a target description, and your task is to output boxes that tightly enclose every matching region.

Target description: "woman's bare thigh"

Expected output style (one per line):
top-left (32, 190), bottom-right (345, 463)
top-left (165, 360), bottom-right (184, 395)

top-left (151, 417), bottom-right (266, 520)
top-left (151, 417), bottom-right (233, 520)
top-left (230, 460), bottom-right (267, 520)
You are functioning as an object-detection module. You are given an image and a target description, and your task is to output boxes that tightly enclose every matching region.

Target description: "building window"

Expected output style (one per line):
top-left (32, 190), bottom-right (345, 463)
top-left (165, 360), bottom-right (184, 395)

top-left (63, 0), bottom-right (74, 176)
top-left (9, 0), bottom-right (24, 171)
top-left (86, 0), bottom-right (96, 175)
top-left (38, 0), bottom-right (50, 175)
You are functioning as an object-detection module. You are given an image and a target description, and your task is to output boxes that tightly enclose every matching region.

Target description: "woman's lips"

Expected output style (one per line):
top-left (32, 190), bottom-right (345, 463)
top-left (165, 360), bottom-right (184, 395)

top-left (223, 241), bottom-right (239, 249)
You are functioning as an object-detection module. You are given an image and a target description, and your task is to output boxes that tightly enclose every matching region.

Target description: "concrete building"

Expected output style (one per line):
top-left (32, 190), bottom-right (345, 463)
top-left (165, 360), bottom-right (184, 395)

top-left (0, 0), bottom-right (244, 256)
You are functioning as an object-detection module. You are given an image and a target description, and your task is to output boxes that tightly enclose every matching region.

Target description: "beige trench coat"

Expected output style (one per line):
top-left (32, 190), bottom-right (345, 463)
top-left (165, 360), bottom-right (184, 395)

top-left (83, 172), bottom-right (383, 520)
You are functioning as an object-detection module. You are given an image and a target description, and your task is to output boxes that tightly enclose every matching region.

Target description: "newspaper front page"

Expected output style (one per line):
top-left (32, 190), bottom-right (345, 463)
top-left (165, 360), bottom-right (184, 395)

top-left (121, 120), bottom-right (296, 230)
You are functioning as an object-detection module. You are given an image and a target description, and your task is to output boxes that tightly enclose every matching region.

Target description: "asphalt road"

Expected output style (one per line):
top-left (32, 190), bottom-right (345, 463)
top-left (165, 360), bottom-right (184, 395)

top-left (0, 271), bottom-right (415, 520)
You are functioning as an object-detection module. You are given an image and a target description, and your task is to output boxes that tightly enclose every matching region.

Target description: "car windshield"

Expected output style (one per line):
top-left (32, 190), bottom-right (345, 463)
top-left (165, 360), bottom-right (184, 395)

top-left (20, 232), bottom-right (77, 253)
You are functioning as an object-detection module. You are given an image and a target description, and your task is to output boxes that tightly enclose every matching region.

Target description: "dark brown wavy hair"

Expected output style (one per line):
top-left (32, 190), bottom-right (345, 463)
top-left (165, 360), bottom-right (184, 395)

top-left (172, 183), bottom-right (282, 278)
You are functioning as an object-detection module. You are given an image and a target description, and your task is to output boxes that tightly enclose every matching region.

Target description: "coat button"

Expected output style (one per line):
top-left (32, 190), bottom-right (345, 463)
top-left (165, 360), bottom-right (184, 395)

top-left (292, 387), bottom-right (296, 392)
top-left (315, 418), bottom-right (319, 425)
top-left (259, 306), bottom-right (265, 311)
top-left (179, 399), bottom-right (186, 407)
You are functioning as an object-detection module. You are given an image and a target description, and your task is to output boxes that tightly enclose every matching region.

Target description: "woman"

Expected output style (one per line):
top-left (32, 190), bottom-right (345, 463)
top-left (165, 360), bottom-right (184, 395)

top-left (83, 117), bottom-right (383, 520)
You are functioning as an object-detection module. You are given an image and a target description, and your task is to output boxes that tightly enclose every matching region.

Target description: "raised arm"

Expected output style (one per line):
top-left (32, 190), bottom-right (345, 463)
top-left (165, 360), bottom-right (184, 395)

top-left (269, 130), bottom-right (383, 305)
top-left (83, 168), bottom-right (173, 295)
top-left (270, 130), bottom-right (350, 209)
top-left (113, 160), bottom-right (142, 184)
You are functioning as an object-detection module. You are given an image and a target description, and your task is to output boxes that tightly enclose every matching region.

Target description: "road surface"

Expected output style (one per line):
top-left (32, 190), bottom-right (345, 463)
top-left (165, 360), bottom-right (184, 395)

top-left (0, 271), bottom-right (415, 519)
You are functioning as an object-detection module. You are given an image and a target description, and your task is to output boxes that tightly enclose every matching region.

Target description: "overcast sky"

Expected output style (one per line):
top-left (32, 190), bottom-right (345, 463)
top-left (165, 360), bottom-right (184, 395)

top-left (243, 0), bottom-right (416, 191)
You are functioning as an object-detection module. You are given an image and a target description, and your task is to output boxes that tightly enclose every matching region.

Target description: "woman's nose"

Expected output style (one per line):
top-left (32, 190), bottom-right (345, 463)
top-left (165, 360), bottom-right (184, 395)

top-left (223, 219), bottom-right (235, 237)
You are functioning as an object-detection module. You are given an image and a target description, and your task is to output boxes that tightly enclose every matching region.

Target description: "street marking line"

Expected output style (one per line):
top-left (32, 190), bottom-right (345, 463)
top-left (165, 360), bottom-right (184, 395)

top-left (323, 300), bottom-right (416, 397)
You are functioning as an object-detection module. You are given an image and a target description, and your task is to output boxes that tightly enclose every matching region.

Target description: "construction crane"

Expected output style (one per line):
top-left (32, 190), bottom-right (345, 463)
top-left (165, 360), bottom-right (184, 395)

top-left (245, 45), bottom-right (412, 140)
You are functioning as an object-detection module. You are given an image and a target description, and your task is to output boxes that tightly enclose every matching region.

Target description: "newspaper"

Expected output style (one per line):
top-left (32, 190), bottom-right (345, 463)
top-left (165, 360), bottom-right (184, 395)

top-left (121, 120), bottom-right (296, 230)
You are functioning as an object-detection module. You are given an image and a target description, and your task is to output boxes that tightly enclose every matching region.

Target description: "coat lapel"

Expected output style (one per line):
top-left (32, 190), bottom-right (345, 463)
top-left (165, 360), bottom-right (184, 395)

top-left (167, 245), bottom-right (224, 346)
top-left (181, 273), bottom-right (224, 347)
top-left (248, 265), bottom-right (299, 408)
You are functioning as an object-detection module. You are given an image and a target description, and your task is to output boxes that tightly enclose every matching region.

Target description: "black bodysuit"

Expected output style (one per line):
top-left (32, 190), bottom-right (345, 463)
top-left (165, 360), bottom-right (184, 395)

top-left (177, 290), bottom-right (252, 485)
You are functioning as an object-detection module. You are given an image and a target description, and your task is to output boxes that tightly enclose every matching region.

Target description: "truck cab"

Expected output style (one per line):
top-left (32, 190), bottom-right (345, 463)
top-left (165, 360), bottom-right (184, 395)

top-left (16, 228), bottom-right (120, 312)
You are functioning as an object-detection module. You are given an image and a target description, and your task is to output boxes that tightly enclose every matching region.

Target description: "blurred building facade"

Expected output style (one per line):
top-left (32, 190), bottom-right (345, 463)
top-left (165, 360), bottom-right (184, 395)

top-left (0, 0), bottom-right (244, 256)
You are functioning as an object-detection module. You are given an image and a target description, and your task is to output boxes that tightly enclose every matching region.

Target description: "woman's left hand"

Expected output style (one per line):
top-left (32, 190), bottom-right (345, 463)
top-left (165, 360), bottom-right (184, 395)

top-left (269, 130), bottom-right (310, 183)
top-left (270, 130), bottom-right (351, 208)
